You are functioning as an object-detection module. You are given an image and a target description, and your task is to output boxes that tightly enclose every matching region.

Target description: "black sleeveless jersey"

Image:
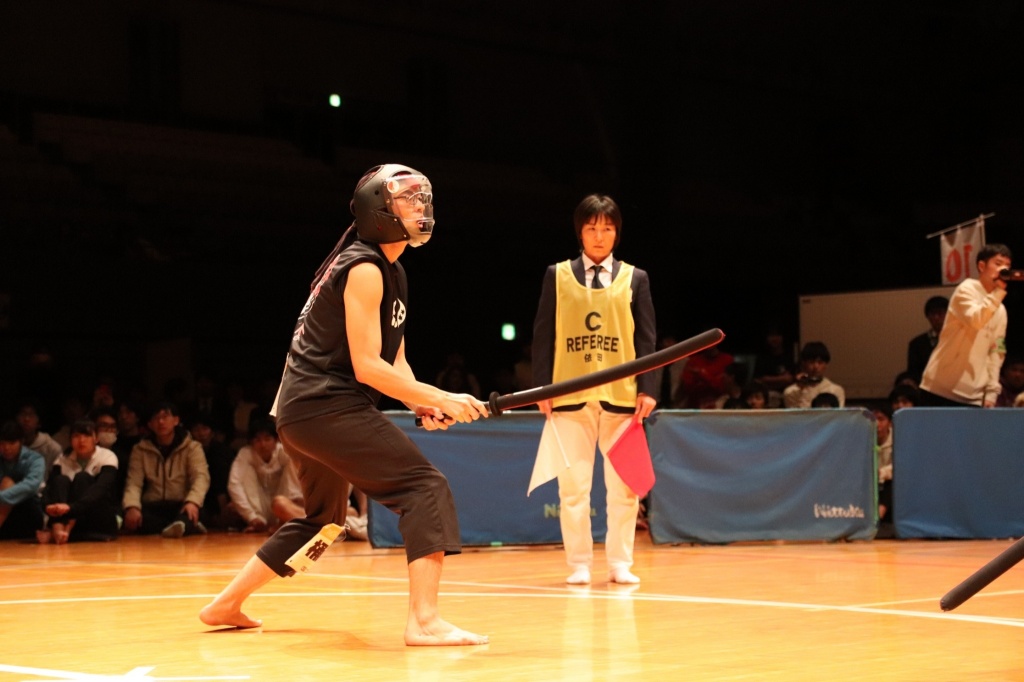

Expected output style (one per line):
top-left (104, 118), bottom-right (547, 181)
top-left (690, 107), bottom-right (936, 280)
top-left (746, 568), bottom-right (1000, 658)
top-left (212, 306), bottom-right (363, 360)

top-left (274, 239), bottom-right (408, 427)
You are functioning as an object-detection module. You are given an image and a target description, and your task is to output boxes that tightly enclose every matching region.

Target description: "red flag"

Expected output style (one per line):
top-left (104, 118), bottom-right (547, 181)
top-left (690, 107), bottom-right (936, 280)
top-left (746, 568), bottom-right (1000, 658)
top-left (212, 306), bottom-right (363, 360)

top-left (606, 419), bottom-right (656, 497)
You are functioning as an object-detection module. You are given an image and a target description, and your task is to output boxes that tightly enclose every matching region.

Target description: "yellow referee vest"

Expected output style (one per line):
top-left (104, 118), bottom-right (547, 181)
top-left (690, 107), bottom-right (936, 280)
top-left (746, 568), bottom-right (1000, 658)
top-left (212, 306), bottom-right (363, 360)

top-left (551, 260), bottom-right (637, 408)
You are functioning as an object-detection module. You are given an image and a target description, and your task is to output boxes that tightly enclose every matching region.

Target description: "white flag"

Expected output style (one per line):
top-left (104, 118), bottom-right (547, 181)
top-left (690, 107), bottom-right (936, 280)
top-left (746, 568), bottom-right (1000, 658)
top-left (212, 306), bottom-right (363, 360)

top-left (527, 417), bottom-right (571, 496)
top-left (940, 217), bottom-right (986, 285)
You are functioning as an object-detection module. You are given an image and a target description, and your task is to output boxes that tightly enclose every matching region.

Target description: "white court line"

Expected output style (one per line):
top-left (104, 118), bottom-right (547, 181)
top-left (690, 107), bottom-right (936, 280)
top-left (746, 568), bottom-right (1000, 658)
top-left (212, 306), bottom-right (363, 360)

top-left (842, 588), bottom-right (1024, 609)
top-left (3, 589), bottom-right (1023, 629)
top-left (0, 662), bottom-right (248, 680)
top-left (0, 570), bottom-right (240, 591)
top-left (309, 572), bottom-right (597, 594)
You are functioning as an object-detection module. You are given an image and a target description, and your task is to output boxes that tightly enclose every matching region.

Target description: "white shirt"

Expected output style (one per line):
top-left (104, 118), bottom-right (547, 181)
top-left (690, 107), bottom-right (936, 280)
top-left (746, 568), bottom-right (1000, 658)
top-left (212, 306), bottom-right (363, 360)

top-left (53, 447), bottom-right (118, 479)
top-left (581, 253), bottom-right (613, 288)
top-left (782, 377), bottom-right (846, 408)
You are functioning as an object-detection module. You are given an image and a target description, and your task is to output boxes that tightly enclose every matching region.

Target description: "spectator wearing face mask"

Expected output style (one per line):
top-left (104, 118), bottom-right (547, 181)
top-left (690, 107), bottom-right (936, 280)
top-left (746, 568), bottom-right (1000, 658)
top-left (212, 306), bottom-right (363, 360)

top-left (90, 406), bottom-right (128, 501)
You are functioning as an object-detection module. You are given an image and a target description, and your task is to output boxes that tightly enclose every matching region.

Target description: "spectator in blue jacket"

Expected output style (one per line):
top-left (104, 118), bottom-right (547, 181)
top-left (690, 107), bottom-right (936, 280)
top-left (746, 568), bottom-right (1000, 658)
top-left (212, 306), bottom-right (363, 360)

top-left (0, 420), bottom-right (45, 540)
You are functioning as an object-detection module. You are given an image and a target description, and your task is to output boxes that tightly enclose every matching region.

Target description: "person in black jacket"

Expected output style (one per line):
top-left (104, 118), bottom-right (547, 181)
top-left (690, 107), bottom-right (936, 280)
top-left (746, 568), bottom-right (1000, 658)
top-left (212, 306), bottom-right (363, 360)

top-left (906, 295), bottom-right (948, 384)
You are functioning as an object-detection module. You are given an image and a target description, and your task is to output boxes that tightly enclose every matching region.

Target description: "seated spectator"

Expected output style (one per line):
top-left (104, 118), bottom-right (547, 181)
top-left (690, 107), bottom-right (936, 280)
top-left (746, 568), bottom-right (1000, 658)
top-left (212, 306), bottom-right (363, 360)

top-left (810, 392), bottom-right (841, 408)
top-left (227, 420), bottom-right (303, 534)
top-left (0, 420), bottom-right (45, 540)
top-left (872, 403), bottom-right (894, 527)
top-left (741, 380), bottom-right (769, 409)
top-left (676, 345), bottom-right (735, 409)
top-left (783, 342), bottom-right (846, 408)
top-left (346, 486), bottom-right (369, 541)
top-left (752, 325), bottom-right (796, 406)
top-left (122, 401), bottom-right (210, 538)
top-left (906, 295), bottom-right (948, 384)
top-left (713, 362), bottom-right (747, 409)
top-left (890, 384), bottom-right (919, 411)
top-left (884, 383), bottom-right (917, 532)
top-left (16, 401), bottom-right (64, 475)
top-left (190, 413), bottom-right (239, 530)
top-left (40, 418), bottom-right (119, 543)
top-left (995, 356), bottom-right (1024, 407)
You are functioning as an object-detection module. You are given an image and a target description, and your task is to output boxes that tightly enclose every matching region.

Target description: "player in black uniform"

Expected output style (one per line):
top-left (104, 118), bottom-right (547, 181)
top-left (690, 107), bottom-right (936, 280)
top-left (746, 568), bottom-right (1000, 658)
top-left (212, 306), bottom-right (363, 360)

top-left (200, 164), bottom-right (490, 646)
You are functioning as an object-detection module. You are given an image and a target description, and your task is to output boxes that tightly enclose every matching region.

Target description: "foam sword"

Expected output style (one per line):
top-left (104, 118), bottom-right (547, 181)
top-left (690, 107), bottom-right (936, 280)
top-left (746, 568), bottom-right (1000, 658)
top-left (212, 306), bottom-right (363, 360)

top-left (416, 327), bottom-right (725, 426)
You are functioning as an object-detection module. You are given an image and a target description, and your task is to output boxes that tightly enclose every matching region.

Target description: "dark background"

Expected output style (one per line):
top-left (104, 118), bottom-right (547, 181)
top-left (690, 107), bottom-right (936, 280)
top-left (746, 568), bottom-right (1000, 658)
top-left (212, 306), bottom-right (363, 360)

top-left (2, 1), bottom-right (1023, 420)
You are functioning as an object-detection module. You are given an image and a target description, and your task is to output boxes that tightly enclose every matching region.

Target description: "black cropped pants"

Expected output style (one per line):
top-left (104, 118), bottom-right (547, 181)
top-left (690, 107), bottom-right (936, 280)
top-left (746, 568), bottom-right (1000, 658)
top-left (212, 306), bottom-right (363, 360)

top-left (257, 405), bottom-right (461, 576)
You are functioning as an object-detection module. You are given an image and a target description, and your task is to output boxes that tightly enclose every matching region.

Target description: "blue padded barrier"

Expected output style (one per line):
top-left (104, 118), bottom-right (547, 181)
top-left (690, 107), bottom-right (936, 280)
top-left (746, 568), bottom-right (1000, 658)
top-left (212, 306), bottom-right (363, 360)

top-left (646, 409), bottom-right (877, 544)
top-left (893, 408), bottom-right (1024, 539)
top-left (368, 412), bottom-right (607, 548)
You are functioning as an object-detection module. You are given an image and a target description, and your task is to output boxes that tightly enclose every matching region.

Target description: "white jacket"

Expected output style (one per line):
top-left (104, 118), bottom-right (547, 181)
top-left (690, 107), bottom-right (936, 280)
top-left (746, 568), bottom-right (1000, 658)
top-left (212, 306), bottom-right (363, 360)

top-left (227, 442), bottom-right (302, 524)
top-left (921, 278), bottom-right (1007, 406)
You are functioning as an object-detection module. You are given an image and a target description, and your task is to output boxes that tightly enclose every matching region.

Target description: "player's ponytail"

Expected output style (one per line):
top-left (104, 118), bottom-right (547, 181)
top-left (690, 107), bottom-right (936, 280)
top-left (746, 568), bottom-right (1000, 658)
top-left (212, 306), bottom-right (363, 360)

top-left (310, 224), bottom-right (358, 290)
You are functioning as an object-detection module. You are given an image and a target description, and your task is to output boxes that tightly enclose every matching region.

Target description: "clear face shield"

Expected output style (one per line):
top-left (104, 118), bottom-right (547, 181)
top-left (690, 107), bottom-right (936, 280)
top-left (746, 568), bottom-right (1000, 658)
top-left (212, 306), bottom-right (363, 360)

top-left (384, 173), bottom-right (434, 246)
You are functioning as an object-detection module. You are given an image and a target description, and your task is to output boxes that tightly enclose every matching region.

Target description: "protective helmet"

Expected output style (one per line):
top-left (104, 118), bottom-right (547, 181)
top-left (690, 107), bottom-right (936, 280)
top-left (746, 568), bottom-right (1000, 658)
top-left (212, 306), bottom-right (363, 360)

top-left (351, 164), bottom-right (434, 247)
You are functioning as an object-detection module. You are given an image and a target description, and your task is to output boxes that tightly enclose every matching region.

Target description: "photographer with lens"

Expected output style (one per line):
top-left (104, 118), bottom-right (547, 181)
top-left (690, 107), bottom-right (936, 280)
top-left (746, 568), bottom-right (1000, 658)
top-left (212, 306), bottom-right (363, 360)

top-left (920, 243), bottom-right (1014, 407)
top-left (782, 341), bottom-right (846, 408)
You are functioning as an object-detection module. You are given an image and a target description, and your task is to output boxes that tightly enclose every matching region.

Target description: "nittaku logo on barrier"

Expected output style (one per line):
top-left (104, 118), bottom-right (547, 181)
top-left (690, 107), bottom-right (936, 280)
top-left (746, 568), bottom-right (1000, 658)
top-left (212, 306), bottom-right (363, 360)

top-left (813, 503), bottom-right (865, 519)
top-left (544, 504), bottom-right (597, 518)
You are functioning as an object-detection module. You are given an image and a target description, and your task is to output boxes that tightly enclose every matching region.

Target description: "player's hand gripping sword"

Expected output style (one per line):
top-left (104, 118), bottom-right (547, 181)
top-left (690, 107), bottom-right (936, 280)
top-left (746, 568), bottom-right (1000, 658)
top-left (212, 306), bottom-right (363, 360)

top-left (417, 327), bottom-right (725, 426)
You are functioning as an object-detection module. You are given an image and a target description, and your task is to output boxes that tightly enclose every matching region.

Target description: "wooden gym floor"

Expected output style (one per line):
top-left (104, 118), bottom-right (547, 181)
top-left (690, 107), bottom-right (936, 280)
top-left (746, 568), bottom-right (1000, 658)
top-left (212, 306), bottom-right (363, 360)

top-left (1, 532), bottom-right (1023, 681)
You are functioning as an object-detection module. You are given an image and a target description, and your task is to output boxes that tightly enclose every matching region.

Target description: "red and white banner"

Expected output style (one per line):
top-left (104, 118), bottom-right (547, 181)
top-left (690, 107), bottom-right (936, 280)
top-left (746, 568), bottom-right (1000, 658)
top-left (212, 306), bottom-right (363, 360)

top-left (940, 217), bottom-right (986, 285)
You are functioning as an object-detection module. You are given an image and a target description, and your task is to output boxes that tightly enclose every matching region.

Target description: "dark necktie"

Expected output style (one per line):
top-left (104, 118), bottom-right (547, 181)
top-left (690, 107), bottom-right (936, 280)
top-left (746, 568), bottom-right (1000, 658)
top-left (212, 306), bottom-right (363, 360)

top-left (590, 265), bottom-right (604, 289)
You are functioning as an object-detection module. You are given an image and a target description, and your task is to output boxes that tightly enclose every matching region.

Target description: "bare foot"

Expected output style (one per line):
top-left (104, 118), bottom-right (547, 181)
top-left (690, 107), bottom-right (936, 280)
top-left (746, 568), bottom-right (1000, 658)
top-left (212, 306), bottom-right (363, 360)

top-left (51, 522), bottom-right (71, 545)
top-left (199, 601), bottom-right (263, 629)
top-left (405, 618), bottom-right (488, 646)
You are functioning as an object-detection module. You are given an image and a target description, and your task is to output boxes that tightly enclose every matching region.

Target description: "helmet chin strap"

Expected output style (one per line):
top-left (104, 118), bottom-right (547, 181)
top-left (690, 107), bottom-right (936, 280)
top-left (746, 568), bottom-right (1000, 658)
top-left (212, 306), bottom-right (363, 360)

top-left (404, 217), bottom-right (433, 247)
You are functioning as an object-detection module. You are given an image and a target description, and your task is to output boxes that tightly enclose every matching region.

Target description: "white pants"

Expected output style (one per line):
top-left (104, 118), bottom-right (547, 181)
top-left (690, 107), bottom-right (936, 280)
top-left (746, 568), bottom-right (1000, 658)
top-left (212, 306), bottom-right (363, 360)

top-left (552, 402), bottom-right (639, 572)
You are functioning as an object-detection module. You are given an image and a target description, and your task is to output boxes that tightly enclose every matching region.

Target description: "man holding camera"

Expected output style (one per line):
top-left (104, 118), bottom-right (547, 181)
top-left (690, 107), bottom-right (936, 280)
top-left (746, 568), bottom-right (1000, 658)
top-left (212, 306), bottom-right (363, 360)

top-left (782, 341), bottom-right (846, 408)
top-left (920, 243), bottom-right (1013, 408)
